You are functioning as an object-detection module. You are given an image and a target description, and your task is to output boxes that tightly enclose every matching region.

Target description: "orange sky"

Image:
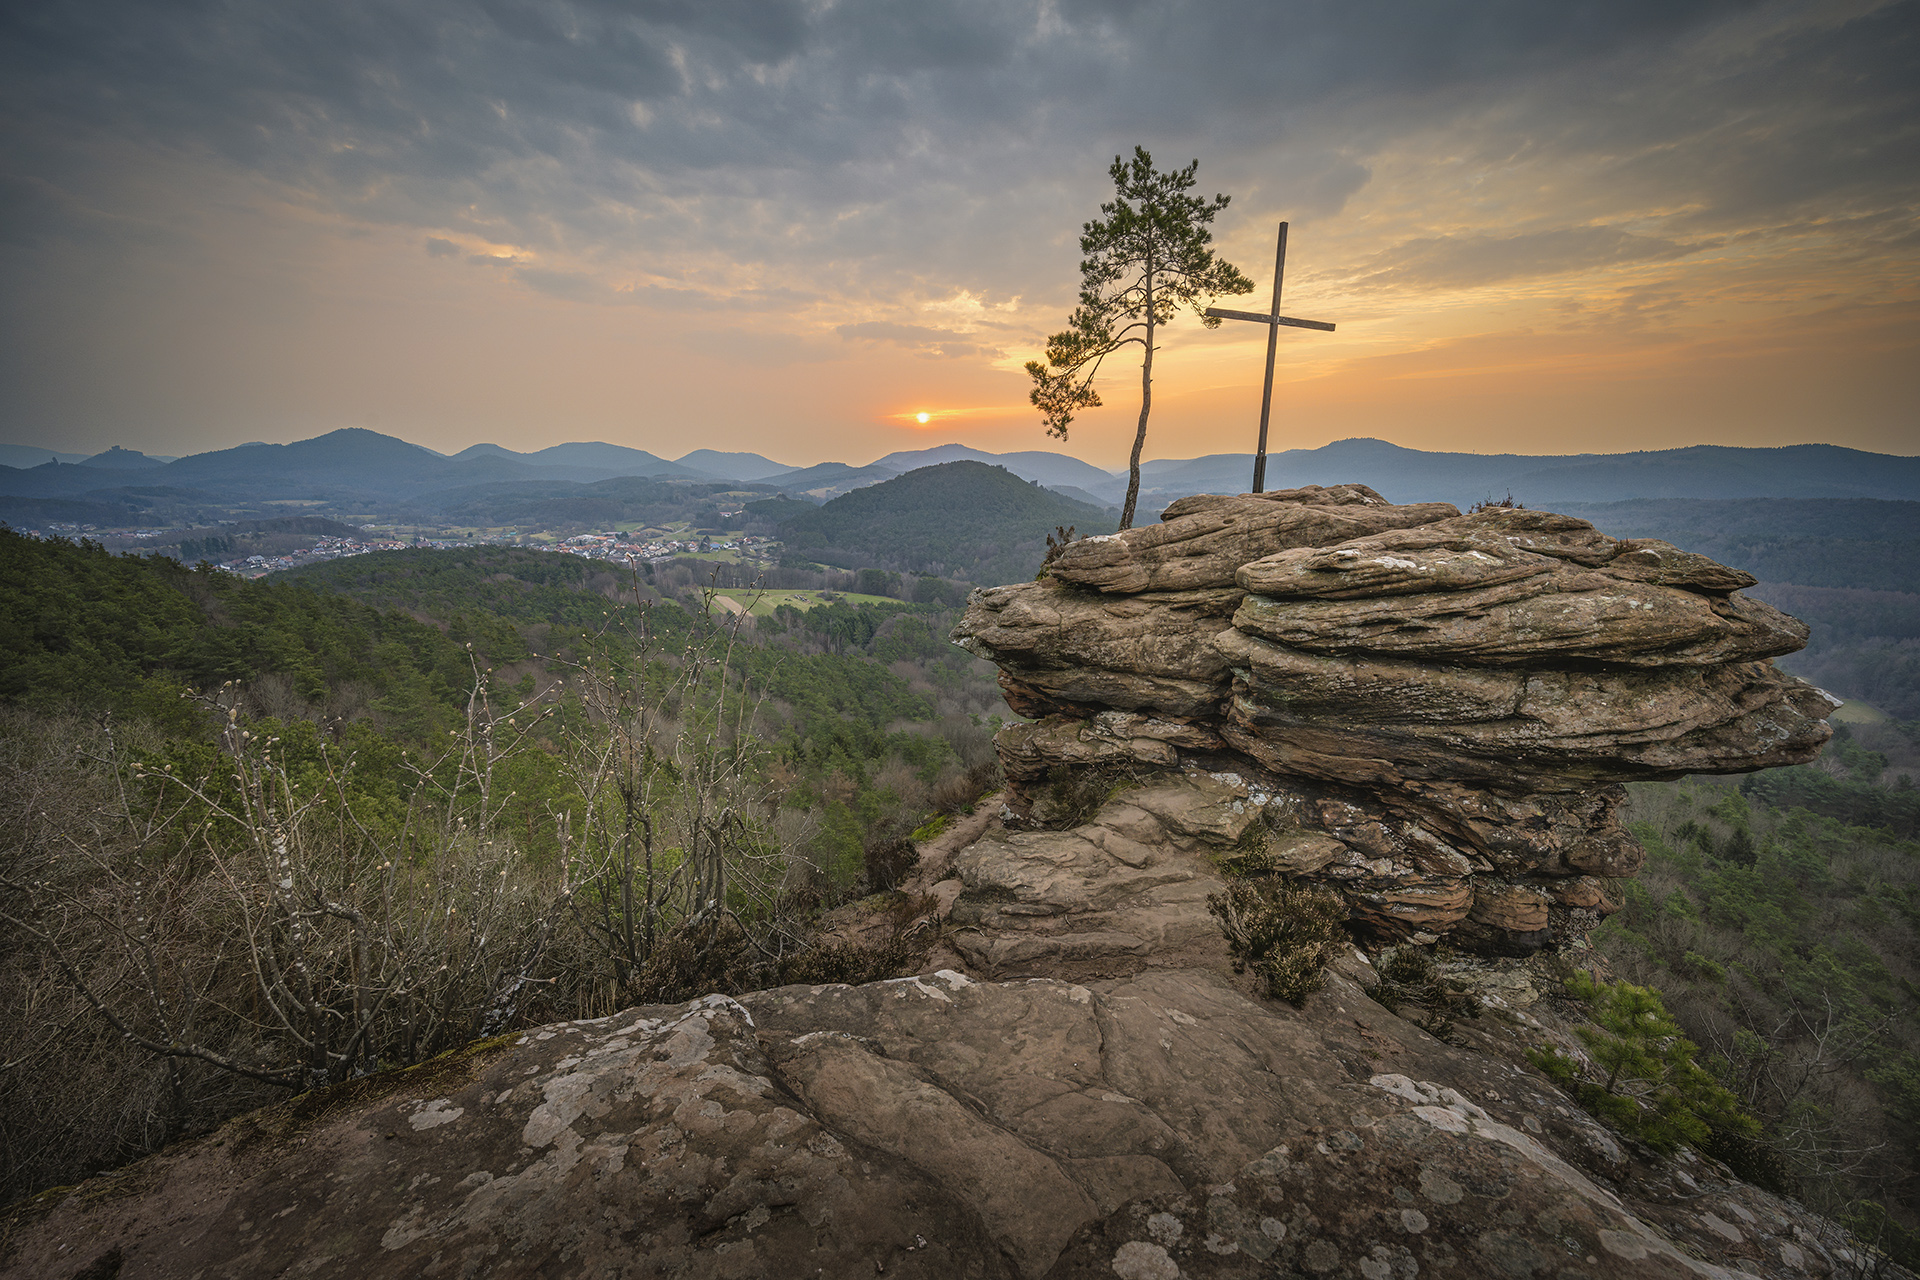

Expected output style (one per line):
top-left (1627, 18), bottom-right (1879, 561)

top-left (3, 0), bottom-right (1915, 468)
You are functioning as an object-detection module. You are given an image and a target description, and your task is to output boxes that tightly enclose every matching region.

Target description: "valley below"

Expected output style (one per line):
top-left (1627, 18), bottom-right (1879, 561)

top-left (2, 444), bottom-right (1917, 1277)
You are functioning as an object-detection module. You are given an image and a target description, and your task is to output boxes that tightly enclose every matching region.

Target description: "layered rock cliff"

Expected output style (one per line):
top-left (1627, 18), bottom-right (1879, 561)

top-left (954, 484), bottom-right (1833, 956)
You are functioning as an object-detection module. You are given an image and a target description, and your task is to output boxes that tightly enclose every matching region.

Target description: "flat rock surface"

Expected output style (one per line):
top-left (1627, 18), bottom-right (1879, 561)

top-left (6, 970), bottom-right (1877, 1280)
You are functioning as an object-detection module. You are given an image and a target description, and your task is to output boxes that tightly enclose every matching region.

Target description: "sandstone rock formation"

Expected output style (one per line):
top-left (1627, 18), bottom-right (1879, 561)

top-left (2, 486), bottom-right (1871, 1280)
top-left (954, 485), bottom-right (1834, 954)
top-left (2, 971), bottom-right (1873, 1280)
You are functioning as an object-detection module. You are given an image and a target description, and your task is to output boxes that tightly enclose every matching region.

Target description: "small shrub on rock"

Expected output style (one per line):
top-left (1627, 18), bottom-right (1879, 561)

top-left (1035, 525), bottom-right (1079, 580)
top-left (930, 755), bottom-right (1001, 815)
top-left (863, 835), bottom-right (919, 893)
top-left (1371, 945), bottom-right (1479, 1039)
top-left (1036, 764), bottom-right (1133, 828)
top-left (627, 918), bottom-right (769, 1005)
top-left (783, 933), bottom-right (928, 986)
top-left (1529, 971), bottom-right (1759, 1155)
top-left (627, 916), bottom-right (929, 1005)
top-left (1207, 879), bottom-right (1349, 1005)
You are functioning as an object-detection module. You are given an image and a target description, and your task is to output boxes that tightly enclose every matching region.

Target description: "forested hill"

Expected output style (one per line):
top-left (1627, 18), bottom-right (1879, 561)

top-left (1558, 498), bottom-right (1920, 593)
top-left (0, 528), bottom-right (512, 736)
top-left (283, 544), bottom-right (633, 628)
top-left (765, 460), bottom-right (1116, 584)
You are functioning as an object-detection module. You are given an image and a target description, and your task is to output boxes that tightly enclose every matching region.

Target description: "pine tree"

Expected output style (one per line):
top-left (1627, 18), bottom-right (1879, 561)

top-left (1532, 971), bottom-right (1757, 1153)
top-left (1026, 147), bottom-right (1253, 529)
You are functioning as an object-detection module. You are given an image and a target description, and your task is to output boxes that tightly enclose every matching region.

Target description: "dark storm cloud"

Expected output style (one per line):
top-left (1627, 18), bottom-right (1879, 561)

top-left (1413, 1), bottom-right (1920, 233)
top-left (1, 0), bottom-right (1914, 303)
top-left (0, 4), bottom-right (1764, 201)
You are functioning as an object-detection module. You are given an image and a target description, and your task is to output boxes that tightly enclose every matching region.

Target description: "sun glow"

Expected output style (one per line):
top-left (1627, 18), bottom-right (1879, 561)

top-left (889, 405), bottom-right (1029, 428)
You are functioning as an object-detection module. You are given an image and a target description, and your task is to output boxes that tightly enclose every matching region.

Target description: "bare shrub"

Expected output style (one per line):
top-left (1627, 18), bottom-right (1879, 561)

top-left (553, 582), bottom-right (822, 1004)
top-left (1208, 878), bottom-right (1350, 1005)
top-left (862, 836), bottom-right (918, 893)
top-left (0, 572), bottom-right (959, 1203)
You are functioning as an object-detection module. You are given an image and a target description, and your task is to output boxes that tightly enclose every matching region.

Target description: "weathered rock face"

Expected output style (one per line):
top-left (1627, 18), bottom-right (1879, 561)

top-left (953, 484), bottom-right (1834, 953)
top-left (1041, 487), bottom-right (1460, 594)
top-left (3, 971), bottom-right (1871, 1280)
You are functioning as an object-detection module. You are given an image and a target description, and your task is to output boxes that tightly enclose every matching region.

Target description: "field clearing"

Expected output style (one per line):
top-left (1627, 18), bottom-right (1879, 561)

top-left (713, 589), bottom-right (899, 616)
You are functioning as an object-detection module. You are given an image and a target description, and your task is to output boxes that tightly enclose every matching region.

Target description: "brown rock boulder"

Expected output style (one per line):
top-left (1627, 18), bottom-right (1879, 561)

top-left (954, 578), bottom-right (1238, 717)
top-left (1231, 569), bottom-right (1807, 667)
top-left (955, 579), bottom-right (1241, 680)
top-left (1345, 876), bottom-right (1476, 935)
top-left (951, 483), bottom-right (1832, 956)
top-left (1469, 882), bottom-right (1553, 933)
top-left (1236, 523), bottom-right (1561, 599)
top-left (1046, 492), bottom-right (1459, 594)
top-left (995, 713), bottom-right (1226, 784)
top-left (949, 774), bottom-right (1251, 978)
top-left (1218, 638), bottom-right (1833, 787)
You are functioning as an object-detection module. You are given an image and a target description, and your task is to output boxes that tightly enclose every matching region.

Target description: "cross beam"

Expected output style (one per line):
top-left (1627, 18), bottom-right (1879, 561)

top-left (1204, 221), bottom-right (1334, 493)
top-left (1204, 307), bottom-right (1334, 332)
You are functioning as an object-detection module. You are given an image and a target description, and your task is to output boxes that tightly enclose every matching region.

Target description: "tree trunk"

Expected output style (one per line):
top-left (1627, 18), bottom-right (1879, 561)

top-left (1121, 284), bottom-right (1156, 530)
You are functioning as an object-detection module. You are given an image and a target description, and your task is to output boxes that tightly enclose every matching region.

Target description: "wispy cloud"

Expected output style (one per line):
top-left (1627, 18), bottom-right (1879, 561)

top-left (0, 0), bottom-right (1913, 460)
top-left (1346, 228), bottom-right (1710, 291)
top-left (837, 320), bottom-right (984, 359)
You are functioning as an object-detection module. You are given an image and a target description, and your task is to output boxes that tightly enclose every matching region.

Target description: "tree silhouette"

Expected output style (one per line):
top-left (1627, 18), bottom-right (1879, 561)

top-left (1026, 147), bottom-right (1253, 528)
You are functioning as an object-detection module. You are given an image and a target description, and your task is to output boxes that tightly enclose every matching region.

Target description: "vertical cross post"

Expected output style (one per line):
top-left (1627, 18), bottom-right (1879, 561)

top-left (1252, 222), bottom-right (1288, 494)
top-left (1205, 221), bottom-right (1335, 493)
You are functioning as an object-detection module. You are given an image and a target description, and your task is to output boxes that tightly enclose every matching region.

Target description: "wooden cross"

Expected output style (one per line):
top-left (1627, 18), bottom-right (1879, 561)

top-left (1205, 221), bottom-right (1335, 493)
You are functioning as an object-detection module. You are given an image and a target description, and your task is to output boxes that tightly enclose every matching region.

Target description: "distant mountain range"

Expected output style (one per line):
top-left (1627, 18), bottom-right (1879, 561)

top-left (447, 441), bottom-right (810, 483)
top-left (3, 428), bottom-right (1915, 529)
top-left (0, 444), bottom-right (90, 469)
top-left (865, 443), bottom-right (1115, 490)
top-left (1132, 439), bottom-right (1920, 508)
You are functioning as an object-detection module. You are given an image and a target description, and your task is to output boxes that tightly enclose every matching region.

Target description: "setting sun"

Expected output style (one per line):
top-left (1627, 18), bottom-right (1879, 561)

top-left (915, 411), bottom-right (931, 424)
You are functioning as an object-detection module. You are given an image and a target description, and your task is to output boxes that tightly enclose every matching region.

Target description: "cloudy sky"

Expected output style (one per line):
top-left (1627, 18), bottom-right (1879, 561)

top-left (2, 0), bottom-right (1915, 468)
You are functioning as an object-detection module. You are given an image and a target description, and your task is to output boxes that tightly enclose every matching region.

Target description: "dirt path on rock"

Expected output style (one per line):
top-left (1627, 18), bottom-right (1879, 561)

top-left (903, 790), bottom-right (1005, 892)
top-left (902, 792), bottom-right (1005, 976)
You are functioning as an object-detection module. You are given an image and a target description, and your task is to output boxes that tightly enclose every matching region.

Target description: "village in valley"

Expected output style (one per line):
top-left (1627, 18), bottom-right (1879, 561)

top-left (16, 520), bottom-right (779, 579)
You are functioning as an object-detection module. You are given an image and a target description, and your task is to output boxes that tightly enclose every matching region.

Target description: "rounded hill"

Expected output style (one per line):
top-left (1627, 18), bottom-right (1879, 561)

top-left (768, 460), bottom-right (1117, 585)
